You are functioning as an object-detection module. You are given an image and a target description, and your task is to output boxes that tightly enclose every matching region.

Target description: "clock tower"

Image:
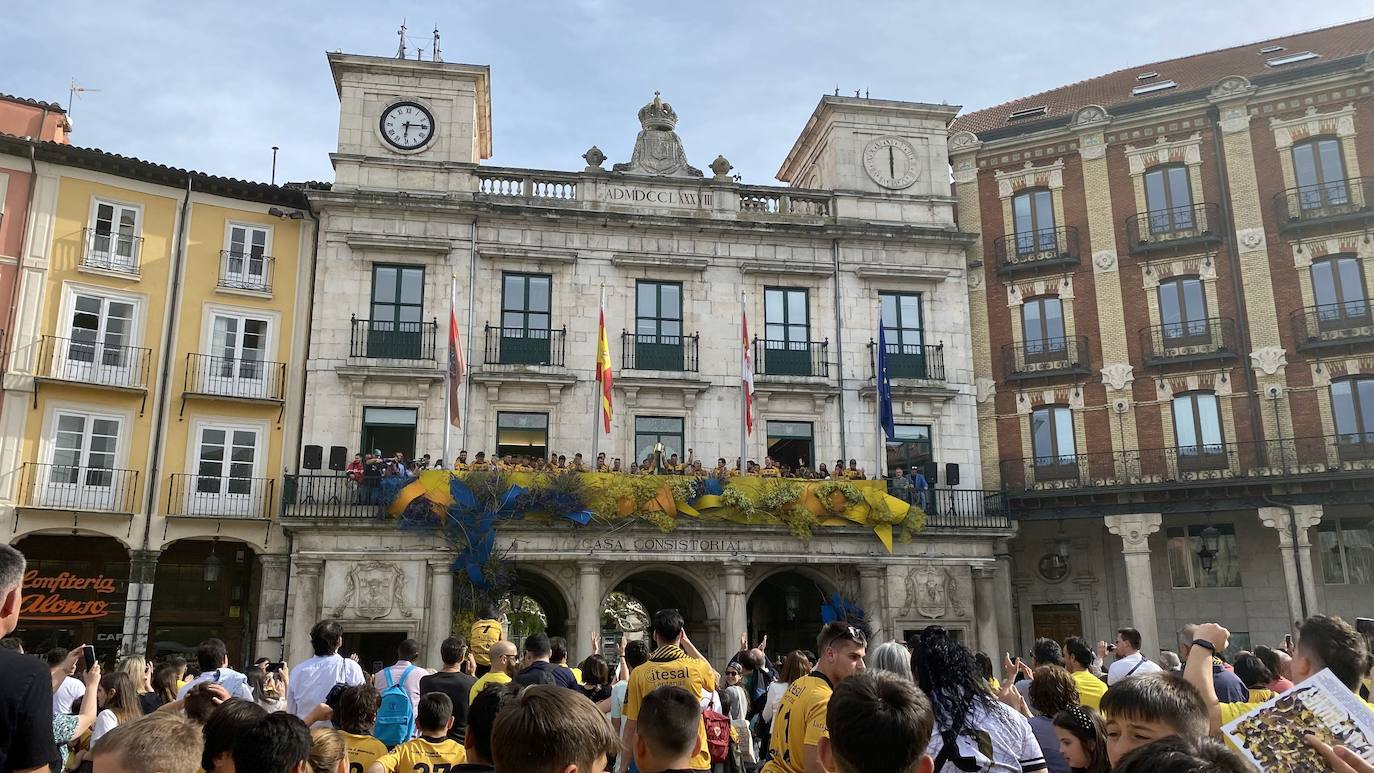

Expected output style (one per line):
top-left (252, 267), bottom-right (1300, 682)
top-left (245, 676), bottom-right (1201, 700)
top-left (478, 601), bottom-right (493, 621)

top-left (776, 95), bottom-right (958, 199)
top-left (326, 51), bottom-right (492, 191)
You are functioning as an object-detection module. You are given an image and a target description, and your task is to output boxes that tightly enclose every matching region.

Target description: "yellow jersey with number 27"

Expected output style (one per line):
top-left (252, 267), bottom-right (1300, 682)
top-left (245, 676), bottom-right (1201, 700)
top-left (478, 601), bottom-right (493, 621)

top-left (372, 736), bottom-right (466, 773)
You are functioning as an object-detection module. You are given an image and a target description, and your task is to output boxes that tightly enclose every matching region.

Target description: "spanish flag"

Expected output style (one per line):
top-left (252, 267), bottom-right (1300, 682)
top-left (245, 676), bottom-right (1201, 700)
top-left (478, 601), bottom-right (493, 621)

top-left (596, 305), bottom-right (613, 432)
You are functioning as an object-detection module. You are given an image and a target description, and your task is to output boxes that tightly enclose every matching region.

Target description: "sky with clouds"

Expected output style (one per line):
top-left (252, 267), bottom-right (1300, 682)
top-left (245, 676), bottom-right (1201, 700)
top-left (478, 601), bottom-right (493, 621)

top-left (5, 1), bottom-right (1370, 186)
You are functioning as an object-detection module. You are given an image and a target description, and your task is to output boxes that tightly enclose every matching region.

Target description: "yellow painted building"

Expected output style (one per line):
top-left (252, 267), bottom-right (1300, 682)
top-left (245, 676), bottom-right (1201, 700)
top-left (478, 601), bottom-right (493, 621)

top-left (0, 136), bottom-right (315, 662)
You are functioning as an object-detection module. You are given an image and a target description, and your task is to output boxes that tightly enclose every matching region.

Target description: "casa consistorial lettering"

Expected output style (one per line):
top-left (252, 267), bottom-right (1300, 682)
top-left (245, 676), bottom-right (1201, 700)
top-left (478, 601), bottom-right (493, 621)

top-left (568, 536), bottom-right (748, 553)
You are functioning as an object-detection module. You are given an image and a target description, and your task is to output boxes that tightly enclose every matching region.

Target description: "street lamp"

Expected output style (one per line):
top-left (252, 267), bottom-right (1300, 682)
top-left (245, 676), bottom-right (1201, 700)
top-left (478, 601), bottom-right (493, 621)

top-left (784, 585), bottom-right (801, 622)
top-left (1054, 529), bottom-right (1072, 564)
top-left (1197, 525), bottom-right (1221, 574)
top-left (203, 548), bottom-right (222, 584)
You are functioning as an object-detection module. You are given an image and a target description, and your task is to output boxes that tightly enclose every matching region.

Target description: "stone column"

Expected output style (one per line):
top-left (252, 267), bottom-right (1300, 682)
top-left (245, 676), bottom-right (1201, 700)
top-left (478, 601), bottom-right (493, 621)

top-left (972, 565), bottom-right (999, 656)
top-left (1259, 505), bottom-right (1323, 626)
top-left (426, 560), bottom-right (454, 670)
top-left (858, 567), bottom-right (886, 647)
top-left (120, 549), bottom-right (159, 656)
top-left (1104, 514), bottom-right (1163, 659)
top-left (255, 554), bottom-right (292, 660)
top-left (575, 561), bottom-right (602, 662)
top-left (723, 563), bottom-right (748, 657)
top-left (993, 537), bottom-right (1017, 657)
top-left (286, 559), bottom-right (324, 666)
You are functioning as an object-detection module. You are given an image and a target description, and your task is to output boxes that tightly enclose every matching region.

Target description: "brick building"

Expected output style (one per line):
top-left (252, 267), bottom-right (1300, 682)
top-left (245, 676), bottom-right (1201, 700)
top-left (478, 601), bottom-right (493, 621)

top-left (951, 21), bottom-right (1374, 658)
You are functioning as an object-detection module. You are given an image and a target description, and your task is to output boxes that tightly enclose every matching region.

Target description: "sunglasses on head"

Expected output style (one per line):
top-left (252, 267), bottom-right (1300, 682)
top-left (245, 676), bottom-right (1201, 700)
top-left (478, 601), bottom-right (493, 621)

top-left (822, 625), bottom-right (867, 649)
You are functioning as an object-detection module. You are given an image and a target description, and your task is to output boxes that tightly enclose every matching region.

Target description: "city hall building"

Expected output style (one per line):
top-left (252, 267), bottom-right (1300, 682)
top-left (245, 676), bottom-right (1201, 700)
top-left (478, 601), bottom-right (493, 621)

top-left (278, 49), bottom-right (1010, 666)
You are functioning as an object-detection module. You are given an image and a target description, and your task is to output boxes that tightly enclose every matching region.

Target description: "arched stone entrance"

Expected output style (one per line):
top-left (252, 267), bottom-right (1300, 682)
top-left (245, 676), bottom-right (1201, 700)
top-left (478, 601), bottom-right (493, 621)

top-left (602, 565), bottom-right (720, 660)
top-left (747, 569), bottom-right (837, 657)
top-left (12, 533), bottom-right (130, 660)
top-left (506, 566), bottom-right (572, 641)
top-left (149, 538), bottom-right (258, 664)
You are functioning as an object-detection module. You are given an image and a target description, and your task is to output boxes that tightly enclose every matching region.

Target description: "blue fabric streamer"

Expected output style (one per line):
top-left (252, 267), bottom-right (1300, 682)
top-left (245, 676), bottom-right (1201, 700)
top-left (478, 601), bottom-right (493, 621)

top-left (821, 592), bottom-right (865, 627)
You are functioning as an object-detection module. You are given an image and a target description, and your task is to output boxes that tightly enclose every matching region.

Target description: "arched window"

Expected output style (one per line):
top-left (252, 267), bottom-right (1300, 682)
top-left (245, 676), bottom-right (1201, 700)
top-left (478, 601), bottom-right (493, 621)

top-left (1172, 391), bottom-right (1225, 471)
top-left (1310, 255), bottom-right (1369, 328)
top-left (1012, 188), bottom-right (1055, 255)
top-left (1331, 377), bottom-right (1374, 460)
top-left (1144, 164), bottom-right (1194, 234)
top-left (1292, 137), bottom-right (1349, 210)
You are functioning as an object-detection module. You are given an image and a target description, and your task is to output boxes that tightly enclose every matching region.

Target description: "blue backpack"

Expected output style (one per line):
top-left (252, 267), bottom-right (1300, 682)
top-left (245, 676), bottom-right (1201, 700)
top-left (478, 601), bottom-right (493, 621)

top-left (373, 665), bottom-right (417, 748)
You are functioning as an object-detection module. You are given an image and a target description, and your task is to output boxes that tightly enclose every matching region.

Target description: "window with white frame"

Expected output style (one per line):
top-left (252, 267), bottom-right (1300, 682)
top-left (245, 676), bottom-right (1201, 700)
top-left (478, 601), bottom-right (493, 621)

top-left (194, 425), bottom-right (260, 495)
top-left (1317, 517), bottom-right (1374, 585)
top-left (58, 292), bottom-right (136, 380)
top-left (207, 312), bottom-right (269, 392)
top-left (1166, 523), bottom-right (1241, 588)
top-left (222, 224), bottom-right (271, 291)
top-left (87, 200), bottom-right (140, 271)
top-left (48, 411), bottom-right (121, 487)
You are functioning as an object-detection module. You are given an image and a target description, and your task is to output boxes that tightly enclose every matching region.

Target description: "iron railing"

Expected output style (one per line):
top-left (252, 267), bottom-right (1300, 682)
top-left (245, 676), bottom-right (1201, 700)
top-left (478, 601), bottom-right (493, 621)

top-left (349, 316), bottom-right (438, 361)
top-left (218, 250), bottom-right (274, 293)
top-left (280, 474), bottom-right (396, 519)
top-left (1000, 335), bottom-right (1090, 381)
top-left (1274, 176), bottom-right (1374, 233)
top-left (621, 332), bottom-right (699, 371)
top-left (993, 225), bottom-right (1080, 275)
top-left (18, 462), bottom-right (140, 512)
top-left (1140, 317), bottom-right (1238, 367)
top-left (999, 435), bottom-right (1374, 492)
top-left (184, 353), bottom-right (287, 401)
top-left (36, 335), bottom-right (152, 389)
top-left (868, 341), bottom-right (945, 381)
top-left (483, 325), bottom-right (567, 367)
top-left (167, 474), bottom-right (274, 518)
top-left (890, 487), bottom-right (1011, 529)
top-left (1125, 202), bottom-right (1222, 255)
top-left (81, 227), bottom-right (142, 274)
top-left (1292, 303), bottom-right (1374, 351)
top-left (754, 338), bottom-right (829, 378)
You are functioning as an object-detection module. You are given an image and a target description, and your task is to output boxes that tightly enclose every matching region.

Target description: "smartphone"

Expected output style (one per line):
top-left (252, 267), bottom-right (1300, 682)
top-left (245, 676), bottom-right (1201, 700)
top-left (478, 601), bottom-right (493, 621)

top-left (266, 661), bottom-right (284, 674)
top-left (80, 645), bottom-right (96, 672)
top-left (372, 660), bottom-right (384, 673)
top-left (1356, 617), bottom-right (1374, 637)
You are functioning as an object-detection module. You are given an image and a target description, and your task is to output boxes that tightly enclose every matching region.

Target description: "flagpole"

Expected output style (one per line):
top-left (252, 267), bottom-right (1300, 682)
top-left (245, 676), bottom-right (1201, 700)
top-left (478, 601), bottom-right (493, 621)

top-left (590, 286), bottom-right (604, 466)
top-left (444, 273), bottom-right (455, 465)
top-left (740, 290), bottom-right (748, 473)
top-left (462, 221), bottom-right (477, 454)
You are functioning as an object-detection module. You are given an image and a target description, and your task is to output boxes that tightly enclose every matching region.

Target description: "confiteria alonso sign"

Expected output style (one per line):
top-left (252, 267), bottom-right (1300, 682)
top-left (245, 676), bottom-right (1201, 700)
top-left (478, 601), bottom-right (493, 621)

top-left (20, 570), bottom-right (120, 621)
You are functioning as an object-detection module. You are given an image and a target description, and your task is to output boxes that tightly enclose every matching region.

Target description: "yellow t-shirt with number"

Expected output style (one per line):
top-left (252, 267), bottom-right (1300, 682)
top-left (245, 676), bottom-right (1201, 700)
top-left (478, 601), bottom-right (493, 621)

top-left (469, 618), bottom-right (503, 666)
top-left (762, 672), bottom-right (833, 773)
top-left (339, 731), bottom-right (387, 772)
top-left (373, 736), bottom-right (466, 772)
top-left (625, 645), bottom-right (716, 771)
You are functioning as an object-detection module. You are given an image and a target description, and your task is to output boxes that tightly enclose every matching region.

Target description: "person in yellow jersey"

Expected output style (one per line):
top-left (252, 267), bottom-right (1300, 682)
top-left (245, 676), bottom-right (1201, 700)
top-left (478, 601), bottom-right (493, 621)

top-left (468, 605), bottom-right (503, 678)
top-left (452, 450), bottom-right (468, 472)
top-left (469, 640), bottom-right (518, 704)
top-left (367, 692), bottom-right (466, 773)
top-left (623, 609), bottom-right (718, 772)
top-left (333, 685), bottom-right (388, 772)
top-left (762, 621), bottom-right (868, 773)
top-left (1062, 637), bottom-right (1106, 710)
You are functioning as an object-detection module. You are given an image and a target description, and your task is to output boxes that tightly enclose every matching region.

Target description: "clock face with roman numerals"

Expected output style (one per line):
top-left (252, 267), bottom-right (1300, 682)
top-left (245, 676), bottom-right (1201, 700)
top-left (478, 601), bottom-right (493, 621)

top-left (862, 135), bottom-right (920, 190)
top-left (380, 101), bottom-right (434, 151)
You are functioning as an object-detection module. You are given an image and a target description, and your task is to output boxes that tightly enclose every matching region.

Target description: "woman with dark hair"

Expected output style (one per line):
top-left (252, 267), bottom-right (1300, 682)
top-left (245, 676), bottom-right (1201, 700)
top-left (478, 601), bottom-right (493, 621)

top-left (247, 664), bottom-right (286, 711)
top-left (1231, 653), bottom-right (1278, 703)
top-left (91, 671), bottom-right (142, 741)
top-left (577, 654), bottom-right (613, 703)
top-left (911, 626), bottom-right (1048, 773)
top-left (147, 662), bottom-right (180, 711)
top-left (1052, 705), bottom-right (1110, 773)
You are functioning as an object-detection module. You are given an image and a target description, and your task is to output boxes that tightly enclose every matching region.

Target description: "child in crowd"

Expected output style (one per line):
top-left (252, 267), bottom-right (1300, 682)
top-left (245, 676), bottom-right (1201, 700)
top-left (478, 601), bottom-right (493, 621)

top-left (632, 686), bottom-right (701, 773)
top-left (1110, 735), bottom-right (1254, 773)
top-left (231, 712), bottom-right (313, 773)
top-left (1097, 673), bottom-right (1208, 766)
top-left (820, 671), bottom-right (936, 773)
top-left (491, 685), bottom-right (620, 773)
top-left (333, 685), bottom-right (388, 771)
top-left (1051, 705), bottom-right (1110, 773)
top-left (89, 712), bottom-right (204, 773)
top-left (367, 692), bottom-right (466, 773)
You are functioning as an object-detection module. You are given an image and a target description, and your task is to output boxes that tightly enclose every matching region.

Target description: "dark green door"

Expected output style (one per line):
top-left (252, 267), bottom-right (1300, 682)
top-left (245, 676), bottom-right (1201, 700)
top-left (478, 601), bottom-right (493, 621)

top-left (880, 292), bottom-right (926, 378)
top-left (635, 281), bottom-right (683, 370)
top-left (764, 288), bottom-right (810, 376)
top-left (369, 265), bottom-right (425, 359)
top-left (501, 274), bottom-right (552, 365)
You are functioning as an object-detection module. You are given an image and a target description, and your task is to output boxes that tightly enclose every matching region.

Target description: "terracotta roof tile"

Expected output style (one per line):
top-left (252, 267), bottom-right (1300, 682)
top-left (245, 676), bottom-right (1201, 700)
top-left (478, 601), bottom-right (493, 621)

top-left (0, 92), bottom-right (66, 113)
top-left (952, 17), bottom-right (1374, 137)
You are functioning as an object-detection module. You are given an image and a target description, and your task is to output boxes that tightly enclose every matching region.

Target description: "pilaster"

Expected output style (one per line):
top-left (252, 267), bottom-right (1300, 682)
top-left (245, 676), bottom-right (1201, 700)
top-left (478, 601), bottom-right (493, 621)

top-left (120, 549), bottom-right (159, 657)
top-left (971, 564), bottom-right (999, 656)
top-left (723, 563), bottom-right (748, 657)
top-left (993, 536), bottom-right (1017, 657)
top-left (286, 559), bottom-right (324, 667)
top-left (1104, 513), bottom-right (1163, 658)
top-left (575, 561), bottom-right (602, 664)
top-left (255, 554), bottom-right (291, 660)
top-left (1259, 505), bottom-right (1322, 626)
top-left (426, 559), bottom-right (454, 670)
top-left (859, 566), bottom-right (886, 647)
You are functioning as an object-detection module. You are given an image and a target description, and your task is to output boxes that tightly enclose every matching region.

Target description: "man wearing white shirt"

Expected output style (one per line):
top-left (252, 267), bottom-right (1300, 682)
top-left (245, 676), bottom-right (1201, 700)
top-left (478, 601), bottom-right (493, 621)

top-left (47, 648), bottom-right (85, 715)
top-left (176, 638), bottom-right (255, 701)
top-left (1106, 627), bottom-right (1163, 685)
top-left (287, 620), bottom-right (365, 724)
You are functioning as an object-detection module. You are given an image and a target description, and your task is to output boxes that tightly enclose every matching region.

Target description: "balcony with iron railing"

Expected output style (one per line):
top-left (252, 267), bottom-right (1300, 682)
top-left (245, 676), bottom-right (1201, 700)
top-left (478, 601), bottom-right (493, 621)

top-left (217, 250), bottom-right (274, 293)
top-left (621, 332), bottom-right (699, 372)
top-left (483, 325), bottom-right (567, 367)
top-left (184, 353), bottom-right (287, 402)
top-left (35, 335), bottom-right (152, 391)
top-left (1000, 435), bottom-right (1374, 493)
top-left (867, 341), bottom-right (945, 381)
top-left (167, 474), bottom-right (275, 518)
top-left (1001, 336), bottom-right (1090, 381)
top-left (81, 227), bottom-right (142, 275)
top-left (281, 474), bottom-right (389, 519)
top-left (1139, 317), bottom-right (1239, 367)
top-left (1125, 202), bottom-right (1223, 256)
top-left (1274, 177), bottom-right (1374, 234)
top-left (1292, 303), bottom-right (1374, 351)
top-left (348, 316), bottom-right (439, 362)
top-left (993, 225), bottom-right (1080, 275)
top-left (753, 338), bottom-right (829, 378)
top-left (894, 487), bottom-right (1010, 529)
top-left (18, 462), bottom-right (140, 513)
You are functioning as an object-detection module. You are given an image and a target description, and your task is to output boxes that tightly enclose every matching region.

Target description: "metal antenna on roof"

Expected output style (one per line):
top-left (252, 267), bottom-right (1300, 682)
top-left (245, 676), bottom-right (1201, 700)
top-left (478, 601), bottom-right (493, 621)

top-left (271, 146), bottom-right (279, 186)
top-left (865, 89), bottom-right (870, 99)
top-left (396, 19), bottom-right (408, 59)
top-left (433, 26), bottom-right (442, 62)
top-left (67, 79), bottom-right (101, 114)
top-left (854, 89), bottom-right (861, 98)
top-left (834, 85), bottom-right (840, 96)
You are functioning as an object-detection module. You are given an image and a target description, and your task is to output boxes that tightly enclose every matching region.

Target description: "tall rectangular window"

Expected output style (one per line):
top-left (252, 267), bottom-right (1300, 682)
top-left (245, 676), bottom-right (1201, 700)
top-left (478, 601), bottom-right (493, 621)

top-left (1292, 138), bottom-right (1349, 208)
top-left (634, 281), bottom-right (683, 370)
top-left (368, 265), bottom-right (425, 359)
top-left (59, 293), bottom-right (136, 383)
top-left (88, 200), bottom-right (140, 271)
top-left (49, 412), bottom-right (120, 487)
top-left (210, 313), bottom-right (269, 389)
top-left (634, 416), bottom-right (685, 467)
top-left (1311, 256), bottom-right (1369, 326)
top-left (1167, 524), bottom-right (1241, 588)
top-left (763, 288), bottom-right (812, 376)
top-left (1331, 378), bottom-right (1374, 460)
top-left (499, 273), bottom-right (553, 365)
top-left (886, 424), bottom-right (932, 473)
top-left (879, 292), bottom-right (926, 378)
top-left (496, 412), bottom-right (549, 460)
top-left (1030, 406), bottom-right (1076, 474)
top-left (1021, 297), bottom-right (1066, 361)
top-left (1158, 277), bottom-right (1209, 343)
top-left (1012, 189), bottom-right (1055, 254)
top-left (1317, 517), bottom-right (1374, 585)
top-left (224, 224), bottom-right (270, 291)
top-left (195, 426), bottom-right (260, 496)
top-left (1144, 166), bottom-right (1194, 233)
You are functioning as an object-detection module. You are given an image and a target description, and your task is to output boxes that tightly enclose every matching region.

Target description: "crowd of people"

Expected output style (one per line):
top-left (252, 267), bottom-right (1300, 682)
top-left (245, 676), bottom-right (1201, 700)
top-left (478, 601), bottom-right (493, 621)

top-left (4, 541), bottom-right (1374, 772)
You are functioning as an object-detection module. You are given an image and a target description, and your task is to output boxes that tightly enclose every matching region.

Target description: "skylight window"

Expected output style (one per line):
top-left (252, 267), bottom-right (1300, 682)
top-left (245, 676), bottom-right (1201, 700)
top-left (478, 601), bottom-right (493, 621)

top-left (1136, 72), bottom-right (1159, 80)
top-left (1259, 45), bottom-right (1285, 54)
top-left (1267, 51), bottom-right (1319, 66)
top-left (1131, 80), bottom-right (1178, 96)
top-left (1007, 105), bottom-right (1049, 121)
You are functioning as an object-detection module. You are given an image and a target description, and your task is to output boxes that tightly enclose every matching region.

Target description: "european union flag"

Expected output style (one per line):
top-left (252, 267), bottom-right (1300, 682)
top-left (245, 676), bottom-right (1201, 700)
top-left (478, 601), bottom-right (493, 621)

top-left (877, 324), bottom-right (896, 441)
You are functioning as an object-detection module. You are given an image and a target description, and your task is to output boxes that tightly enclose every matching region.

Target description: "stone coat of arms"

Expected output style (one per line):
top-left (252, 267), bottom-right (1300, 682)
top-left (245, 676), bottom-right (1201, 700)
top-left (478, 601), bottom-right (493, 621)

top-left (613, 92), bottom-right (703, 178)
top-left (331, 561), bottom-right (412, 620)
top-left (903, 567), bottom-right (965, 619)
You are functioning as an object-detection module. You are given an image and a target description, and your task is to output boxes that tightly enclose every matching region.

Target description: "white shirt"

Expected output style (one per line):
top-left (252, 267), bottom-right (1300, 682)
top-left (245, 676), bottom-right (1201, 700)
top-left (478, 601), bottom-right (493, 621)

top-left (1106, 651), bottom-right (1163, 685)
top-left (176, 667), bottom-right (255, 702)
top-left (53, 675), bottom-right (85, 715)
top-left (762, 680), bottom-right (789, 723)
top-left (91, 709), bottom-right (118, 741)
top-left (286, 653), bottom-right (366, 723)
top-left (927, 700), bottom-right (1045, 773)
top-left (609, 680), bottom-right (630, 773)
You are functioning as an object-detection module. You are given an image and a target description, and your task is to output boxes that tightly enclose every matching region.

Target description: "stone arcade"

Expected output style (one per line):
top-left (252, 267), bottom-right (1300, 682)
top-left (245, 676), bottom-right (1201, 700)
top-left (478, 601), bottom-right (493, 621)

top-left (279, 49), bottom-right (1012, 666)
